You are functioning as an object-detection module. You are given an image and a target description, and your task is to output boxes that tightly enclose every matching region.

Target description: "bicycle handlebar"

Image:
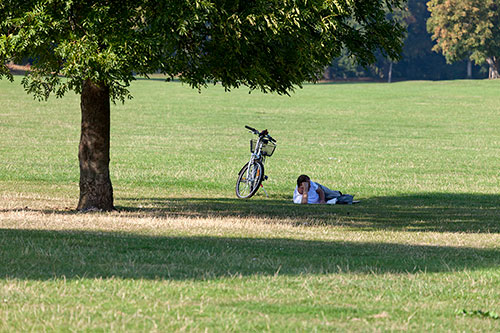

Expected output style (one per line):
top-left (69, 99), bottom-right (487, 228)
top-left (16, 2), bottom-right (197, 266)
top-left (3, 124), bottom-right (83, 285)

top-left (245, 125), bottom-right (259, 134)
top-left (245, 125), bottom-right (277, 143)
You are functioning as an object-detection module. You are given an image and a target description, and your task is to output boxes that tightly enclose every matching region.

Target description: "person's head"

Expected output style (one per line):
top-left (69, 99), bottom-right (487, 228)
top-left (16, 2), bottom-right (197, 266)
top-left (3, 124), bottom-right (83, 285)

top-left (296, 174), bottom-right (310, 194)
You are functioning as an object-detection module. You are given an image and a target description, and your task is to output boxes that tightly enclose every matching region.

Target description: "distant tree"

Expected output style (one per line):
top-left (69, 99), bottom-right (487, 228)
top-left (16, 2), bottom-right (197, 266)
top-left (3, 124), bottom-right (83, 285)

top-left (1, 0), bottom-right (405, 211)
top-left (327, 48), bottom-right (372, 80)
top-left (397, 0), bottom-right (444, 79)
top-left (327, 0), bottom-right (490, 81)
top-left (327, 2), bottom-right (410, 82)
top-left (427, 0), bottom-right (500, 78)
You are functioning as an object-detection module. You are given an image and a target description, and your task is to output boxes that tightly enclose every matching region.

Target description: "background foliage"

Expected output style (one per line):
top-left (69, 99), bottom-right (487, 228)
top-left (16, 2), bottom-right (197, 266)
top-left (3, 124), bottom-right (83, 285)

top-left (427, 0), bottom-right (500, 78)
top-left (327, 0), bottom-right (496, 81)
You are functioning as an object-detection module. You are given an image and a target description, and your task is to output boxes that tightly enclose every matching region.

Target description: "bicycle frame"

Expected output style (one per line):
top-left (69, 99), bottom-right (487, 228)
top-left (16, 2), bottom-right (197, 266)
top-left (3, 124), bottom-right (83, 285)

top-left (235, 126), bottom-right (276, 199)
top-left (245, 137), bottom-right (266, 184)
top-left (249, 137), bottom-right (265, 166)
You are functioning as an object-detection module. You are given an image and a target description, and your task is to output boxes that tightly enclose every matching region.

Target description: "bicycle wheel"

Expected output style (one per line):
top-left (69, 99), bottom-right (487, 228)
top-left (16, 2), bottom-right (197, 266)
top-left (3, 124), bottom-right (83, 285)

top-left (235, 161), bottom-right (264, 198)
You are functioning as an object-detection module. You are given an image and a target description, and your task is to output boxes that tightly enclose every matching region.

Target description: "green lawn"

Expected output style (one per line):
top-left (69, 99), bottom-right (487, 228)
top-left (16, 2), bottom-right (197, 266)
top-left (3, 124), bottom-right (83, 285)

top-left (0, 77), bottom-right (499, 331)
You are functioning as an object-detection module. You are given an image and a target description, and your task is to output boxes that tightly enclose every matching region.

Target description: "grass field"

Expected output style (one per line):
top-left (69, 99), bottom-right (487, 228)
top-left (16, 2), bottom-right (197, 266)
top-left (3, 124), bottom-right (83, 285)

top-left (1, 77), bottom-right (499, 331)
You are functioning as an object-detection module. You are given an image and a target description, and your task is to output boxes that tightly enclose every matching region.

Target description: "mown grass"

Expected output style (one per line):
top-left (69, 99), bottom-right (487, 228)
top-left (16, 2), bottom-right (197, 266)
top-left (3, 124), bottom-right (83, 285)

top-left (0, 77), bottom-right (499, 331)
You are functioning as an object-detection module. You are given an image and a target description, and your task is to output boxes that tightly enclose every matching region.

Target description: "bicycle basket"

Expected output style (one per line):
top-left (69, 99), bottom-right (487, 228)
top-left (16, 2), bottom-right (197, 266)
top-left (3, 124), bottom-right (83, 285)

top-left (250, 139), bottom-right (276, 156)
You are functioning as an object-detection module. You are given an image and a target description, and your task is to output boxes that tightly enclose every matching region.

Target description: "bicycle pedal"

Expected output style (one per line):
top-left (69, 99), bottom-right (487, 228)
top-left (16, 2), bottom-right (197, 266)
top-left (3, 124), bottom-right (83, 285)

top-left (264, 175), bottom-right (268, 181)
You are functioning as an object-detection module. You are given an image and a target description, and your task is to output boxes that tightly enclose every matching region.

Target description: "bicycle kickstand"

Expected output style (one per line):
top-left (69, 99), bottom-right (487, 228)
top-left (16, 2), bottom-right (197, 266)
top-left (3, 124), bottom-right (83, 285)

top-left (260, 183), bottom-right (269, 198)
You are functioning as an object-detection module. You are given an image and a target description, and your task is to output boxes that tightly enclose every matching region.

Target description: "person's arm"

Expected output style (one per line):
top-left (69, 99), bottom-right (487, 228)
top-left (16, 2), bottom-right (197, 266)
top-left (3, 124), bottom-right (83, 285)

top-left (317, 187), bottom-right (326, 204)
top-left (293, 188), bottom-right (302, 204)
top-left (301, 182), bottom-right (309, 204)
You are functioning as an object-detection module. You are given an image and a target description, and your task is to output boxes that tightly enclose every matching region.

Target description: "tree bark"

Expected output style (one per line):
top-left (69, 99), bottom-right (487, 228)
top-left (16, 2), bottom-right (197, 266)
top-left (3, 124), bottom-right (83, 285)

top-left (486, 57), bottom-right (499, 79)
top-left (77, 79), bottom-right (114, 211)
top-left (387, 61), bottom-right (393, 83)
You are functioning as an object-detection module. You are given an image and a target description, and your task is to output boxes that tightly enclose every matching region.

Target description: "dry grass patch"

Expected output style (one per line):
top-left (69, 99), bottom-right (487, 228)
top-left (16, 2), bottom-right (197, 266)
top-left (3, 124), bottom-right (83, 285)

top-left (2, 193), bottom-right (499, 249)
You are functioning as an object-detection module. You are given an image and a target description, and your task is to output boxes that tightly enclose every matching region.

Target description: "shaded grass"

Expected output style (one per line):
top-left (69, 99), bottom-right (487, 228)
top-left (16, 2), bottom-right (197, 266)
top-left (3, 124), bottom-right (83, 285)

top-left (1, 228), bottom-right (499, 280)
top-left (117, 193), bottom-right (500, 233)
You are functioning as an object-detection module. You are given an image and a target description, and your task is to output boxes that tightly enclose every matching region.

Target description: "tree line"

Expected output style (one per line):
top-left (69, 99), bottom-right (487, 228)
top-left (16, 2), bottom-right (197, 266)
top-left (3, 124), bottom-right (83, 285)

top-left (325, 0), bottom-right (500, 81)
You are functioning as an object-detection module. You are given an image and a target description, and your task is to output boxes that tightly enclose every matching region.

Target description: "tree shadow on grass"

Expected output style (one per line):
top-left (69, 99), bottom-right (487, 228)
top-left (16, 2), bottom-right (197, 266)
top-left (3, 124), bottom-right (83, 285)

top-left (2, 193), bottom-right (498, 233)
top-left (116, 193), bottom-right (500, 233)
top-left (1, 228), bottom-right (499, 281)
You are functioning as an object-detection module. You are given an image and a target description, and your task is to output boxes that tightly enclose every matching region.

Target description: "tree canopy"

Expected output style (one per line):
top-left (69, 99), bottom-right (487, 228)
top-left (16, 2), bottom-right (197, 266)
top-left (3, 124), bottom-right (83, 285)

top-left (1, 0), bottom-right (405, 98)
top-left (0, 0), bottom-right (406, 210)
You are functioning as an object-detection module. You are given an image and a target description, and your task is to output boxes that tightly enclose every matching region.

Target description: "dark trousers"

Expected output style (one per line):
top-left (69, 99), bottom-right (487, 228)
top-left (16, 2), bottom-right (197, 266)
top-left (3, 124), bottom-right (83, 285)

top-left (317, 183), bottom-right (341, 201)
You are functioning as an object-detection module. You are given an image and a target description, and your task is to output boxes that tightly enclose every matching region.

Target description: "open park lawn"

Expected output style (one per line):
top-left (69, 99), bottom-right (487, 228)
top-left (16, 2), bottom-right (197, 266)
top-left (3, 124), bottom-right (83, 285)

top-left (1, 78), bottom-right (499, 331)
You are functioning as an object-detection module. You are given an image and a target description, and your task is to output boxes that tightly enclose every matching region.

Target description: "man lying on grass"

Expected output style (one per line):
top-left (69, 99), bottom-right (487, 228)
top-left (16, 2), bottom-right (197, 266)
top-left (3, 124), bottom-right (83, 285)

top-left (293, 174), bottom-right (355, 204)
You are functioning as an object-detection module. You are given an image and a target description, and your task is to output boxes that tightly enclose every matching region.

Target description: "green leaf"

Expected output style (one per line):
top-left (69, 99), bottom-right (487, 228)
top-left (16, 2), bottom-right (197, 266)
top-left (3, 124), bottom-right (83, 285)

top-left (462, 309), bottom-right (500, 320)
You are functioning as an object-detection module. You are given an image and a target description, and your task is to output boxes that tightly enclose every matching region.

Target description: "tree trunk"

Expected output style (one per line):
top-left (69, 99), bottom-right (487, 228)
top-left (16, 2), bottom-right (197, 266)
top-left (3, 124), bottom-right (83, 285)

top-left (486, 57), bottom-right (499, 79)
top-left (387, 61), bottom-right (393, 83)
top-left (77, 79), bottom-right (114, 211)
top-left (467, 59), bottom-right (472, 79)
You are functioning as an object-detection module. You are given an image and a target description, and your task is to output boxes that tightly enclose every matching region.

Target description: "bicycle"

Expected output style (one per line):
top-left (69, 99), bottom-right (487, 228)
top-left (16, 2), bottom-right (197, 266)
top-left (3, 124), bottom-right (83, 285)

top-left (235, 125), bottom-right (277, 199)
